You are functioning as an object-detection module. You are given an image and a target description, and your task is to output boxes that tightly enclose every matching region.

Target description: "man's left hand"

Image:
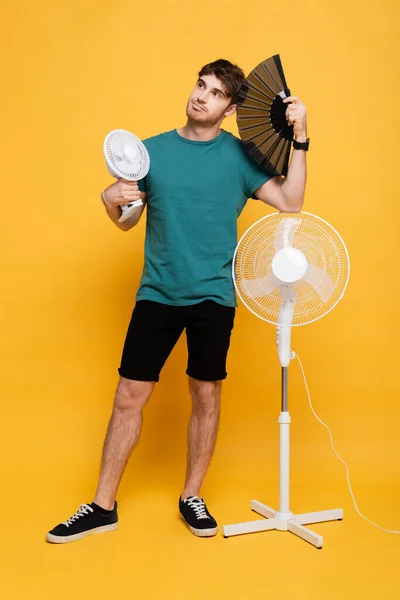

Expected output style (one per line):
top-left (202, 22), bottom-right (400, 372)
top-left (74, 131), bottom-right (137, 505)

top-left (282, 96), bottom-right (307, 140)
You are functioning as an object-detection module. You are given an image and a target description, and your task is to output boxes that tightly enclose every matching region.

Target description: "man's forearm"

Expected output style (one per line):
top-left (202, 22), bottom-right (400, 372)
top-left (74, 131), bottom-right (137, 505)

top-left (101, 193), bottom-right (128, 230)
top-left (101, 193), bottom-right (145, 231)
top-left (280, 136), bottom-right (307, 212)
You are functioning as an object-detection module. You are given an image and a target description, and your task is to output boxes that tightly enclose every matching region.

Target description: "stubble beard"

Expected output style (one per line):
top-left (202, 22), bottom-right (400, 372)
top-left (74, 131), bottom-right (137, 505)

top-left (186, 101), bottom-right (221, 128)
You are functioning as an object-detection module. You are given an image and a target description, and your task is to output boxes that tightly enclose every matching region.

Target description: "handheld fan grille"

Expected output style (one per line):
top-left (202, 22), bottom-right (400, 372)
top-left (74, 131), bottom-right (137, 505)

top-left (236, 54), bottom-right (294, 177)
top-left (223, 212), bottom-right (350, 549)
top-left (103, 129), bottom-right (150, 223)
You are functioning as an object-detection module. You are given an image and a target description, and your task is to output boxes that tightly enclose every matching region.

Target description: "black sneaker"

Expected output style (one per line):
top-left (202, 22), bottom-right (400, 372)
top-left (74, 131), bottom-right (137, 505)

top-left (46, 502), bottom-right (118, 544)
top-left (179, 495), bottom-right (218, 537)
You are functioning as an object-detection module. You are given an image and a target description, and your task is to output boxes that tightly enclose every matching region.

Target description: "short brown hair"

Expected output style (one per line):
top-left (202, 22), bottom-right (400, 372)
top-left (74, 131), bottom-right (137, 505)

top-left (198, 59), bottom-right (245, 105)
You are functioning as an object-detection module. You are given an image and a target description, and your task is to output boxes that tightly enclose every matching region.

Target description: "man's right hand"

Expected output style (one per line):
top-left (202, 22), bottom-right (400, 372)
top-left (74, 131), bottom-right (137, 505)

top-left (102, 179), bottom-right (143, 208)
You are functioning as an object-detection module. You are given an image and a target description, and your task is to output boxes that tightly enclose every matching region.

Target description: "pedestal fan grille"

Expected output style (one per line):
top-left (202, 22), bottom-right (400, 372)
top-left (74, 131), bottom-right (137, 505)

top-left (233, 212), bottom-right (350, 326)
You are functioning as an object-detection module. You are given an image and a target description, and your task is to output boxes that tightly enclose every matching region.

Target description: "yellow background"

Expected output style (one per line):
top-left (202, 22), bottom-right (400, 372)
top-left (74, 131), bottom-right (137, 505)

top-left (1, 0), bottom-right (399, 597)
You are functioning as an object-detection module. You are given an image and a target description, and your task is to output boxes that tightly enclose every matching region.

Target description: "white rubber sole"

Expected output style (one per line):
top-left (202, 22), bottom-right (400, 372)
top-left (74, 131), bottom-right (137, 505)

top-left (46, 522), bottom-right (118, 544)
top-left (181, 515), bottom-right (218, 537)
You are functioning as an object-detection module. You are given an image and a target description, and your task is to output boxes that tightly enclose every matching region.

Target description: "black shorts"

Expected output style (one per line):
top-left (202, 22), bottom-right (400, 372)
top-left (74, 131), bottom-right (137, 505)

top-left (118, 299), bottom-right (235, 382)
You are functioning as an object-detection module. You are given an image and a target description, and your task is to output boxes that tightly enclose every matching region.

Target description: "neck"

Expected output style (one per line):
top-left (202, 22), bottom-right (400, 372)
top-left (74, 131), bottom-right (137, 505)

top-left (177, 120), bottom-right (223, 142)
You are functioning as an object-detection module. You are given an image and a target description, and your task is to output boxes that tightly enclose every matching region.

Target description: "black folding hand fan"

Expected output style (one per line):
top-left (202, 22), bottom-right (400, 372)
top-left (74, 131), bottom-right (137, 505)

top-left (236, 54), bottom-right (293, 177)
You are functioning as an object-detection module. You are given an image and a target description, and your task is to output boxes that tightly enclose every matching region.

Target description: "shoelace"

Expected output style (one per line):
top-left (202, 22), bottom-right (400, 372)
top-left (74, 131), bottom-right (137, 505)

top-left (62, 504), bottom-right (94, 527)
top-left (185, 496), bottom-right (208, 520)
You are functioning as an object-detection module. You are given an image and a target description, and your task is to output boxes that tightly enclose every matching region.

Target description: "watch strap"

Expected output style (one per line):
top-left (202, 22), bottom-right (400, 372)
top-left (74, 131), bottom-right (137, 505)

top-left (293, 137), bottom-right (310, 150)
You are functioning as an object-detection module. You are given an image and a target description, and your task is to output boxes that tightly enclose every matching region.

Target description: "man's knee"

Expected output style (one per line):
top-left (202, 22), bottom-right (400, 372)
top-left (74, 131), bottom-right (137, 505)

top-left (113, 377), bottom-right (154, 412)
top-left (188, 377), bottom-right (222, 413)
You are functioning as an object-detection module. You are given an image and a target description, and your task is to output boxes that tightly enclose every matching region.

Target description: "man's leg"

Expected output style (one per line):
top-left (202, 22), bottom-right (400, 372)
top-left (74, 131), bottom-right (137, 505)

top-left (181, 377), bottom-right (222, 499)
top-left (181, 300), bottom-right (235, 500)
top-left (93, 300), bottom-right (183, 509)
top-left (93, 377), bottom-right (154, 510)
top-left (46, 300), bottom-right (185, 543)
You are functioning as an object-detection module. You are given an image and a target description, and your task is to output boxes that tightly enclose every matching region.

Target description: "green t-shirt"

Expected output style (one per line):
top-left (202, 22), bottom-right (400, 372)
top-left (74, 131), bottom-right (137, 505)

top-left (136, 128), bottom-right (274, 307)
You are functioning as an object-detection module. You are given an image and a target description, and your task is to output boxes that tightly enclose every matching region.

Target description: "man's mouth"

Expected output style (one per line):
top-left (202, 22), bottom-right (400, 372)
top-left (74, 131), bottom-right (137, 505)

top-left (192, 102), bottom-right (206, 112)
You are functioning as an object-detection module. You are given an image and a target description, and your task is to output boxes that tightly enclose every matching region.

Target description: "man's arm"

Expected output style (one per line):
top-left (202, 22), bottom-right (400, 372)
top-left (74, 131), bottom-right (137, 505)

top-left (101, 191), bottom-right (147, 231)
top-left (101, 179), bottom-right (147, 231)
top-left (253, 144), bottom-right (306, 213)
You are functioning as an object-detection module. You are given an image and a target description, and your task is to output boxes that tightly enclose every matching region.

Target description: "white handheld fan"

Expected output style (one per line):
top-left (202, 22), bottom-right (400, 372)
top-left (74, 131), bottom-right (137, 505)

top-left (223, 211), bottom-right (350, 548)
top-left (103, 129), bottom-right (150, 223)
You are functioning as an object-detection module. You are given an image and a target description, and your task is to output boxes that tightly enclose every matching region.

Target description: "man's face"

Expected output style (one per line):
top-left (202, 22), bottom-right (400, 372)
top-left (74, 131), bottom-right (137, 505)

top-left (186, 73), bottom-right (237, 126)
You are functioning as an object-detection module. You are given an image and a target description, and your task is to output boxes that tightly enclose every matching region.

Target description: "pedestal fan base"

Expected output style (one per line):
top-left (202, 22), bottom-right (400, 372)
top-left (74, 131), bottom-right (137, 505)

top-left (222, 500), bottom-right (343, 548)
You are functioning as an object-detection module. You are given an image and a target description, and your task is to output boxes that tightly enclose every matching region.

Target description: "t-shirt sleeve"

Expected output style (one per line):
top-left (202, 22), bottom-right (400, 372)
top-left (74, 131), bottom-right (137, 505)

top-left (138, 177), bottom-right (147, 192)
top-left (137, 137), bottom-right (150, 192)
top-left (240, 144), bottom-right (275, 199)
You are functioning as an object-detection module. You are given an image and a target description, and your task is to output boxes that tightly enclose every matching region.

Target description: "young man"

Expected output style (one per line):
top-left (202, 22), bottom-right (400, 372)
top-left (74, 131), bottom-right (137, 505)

top-left (46, 59), bottom-right (308, 544)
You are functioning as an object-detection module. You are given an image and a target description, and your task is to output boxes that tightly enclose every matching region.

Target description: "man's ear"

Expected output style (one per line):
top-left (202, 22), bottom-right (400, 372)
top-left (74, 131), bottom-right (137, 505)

top-left (225, 103), bottom-right (237, 117)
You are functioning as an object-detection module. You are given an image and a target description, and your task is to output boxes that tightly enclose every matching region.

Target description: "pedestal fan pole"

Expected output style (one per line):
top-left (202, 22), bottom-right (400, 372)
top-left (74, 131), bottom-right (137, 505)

top-left (277, 367), bottom-right (292, 519)
top-left (282, 366), bottom-right (288, 412)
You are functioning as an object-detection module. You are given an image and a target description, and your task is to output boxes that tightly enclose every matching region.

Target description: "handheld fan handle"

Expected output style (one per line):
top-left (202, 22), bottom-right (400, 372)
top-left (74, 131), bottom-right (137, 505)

top-left (119, 200), bottom-right (143, 223)
top-left (116, 177), bottom-right (144, 223)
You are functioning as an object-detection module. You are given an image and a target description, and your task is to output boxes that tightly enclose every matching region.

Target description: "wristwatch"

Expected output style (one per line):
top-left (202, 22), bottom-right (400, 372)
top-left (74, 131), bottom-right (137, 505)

top-left (293, 137), bottom-right (310, 151)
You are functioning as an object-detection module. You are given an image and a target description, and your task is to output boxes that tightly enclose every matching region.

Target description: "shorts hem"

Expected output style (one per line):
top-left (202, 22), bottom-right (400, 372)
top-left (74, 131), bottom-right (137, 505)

top-left (118, 368), bottom-right (159, 383)
top-left (186, 369), bottom-right (228, 382)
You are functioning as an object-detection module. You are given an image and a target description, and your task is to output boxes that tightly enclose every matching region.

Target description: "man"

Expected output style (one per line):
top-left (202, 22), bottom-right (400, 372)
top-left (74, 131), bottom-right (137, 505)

top-left (46, 59), bottom-right (307, 544)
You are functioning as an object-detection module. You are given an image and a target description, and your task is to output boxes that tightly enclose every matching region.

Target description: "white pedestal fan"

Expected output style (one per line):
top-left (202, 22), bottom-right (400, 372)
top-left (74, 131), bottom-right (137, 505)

top-left (222, 211), bottom-right (350, 548)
